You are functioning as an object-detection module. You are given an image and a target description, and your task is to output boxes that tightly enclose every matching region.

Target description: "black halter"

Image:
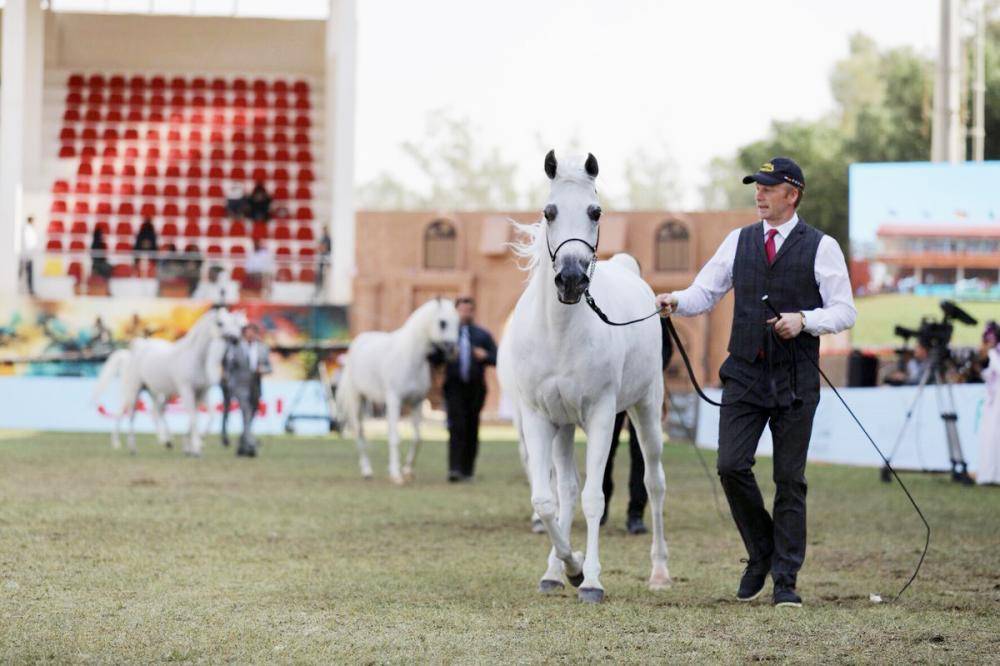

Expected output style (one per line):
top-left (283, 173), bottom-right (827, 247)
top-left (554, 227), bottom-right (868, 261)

top-left (546, 225), bottom-right (600, 284)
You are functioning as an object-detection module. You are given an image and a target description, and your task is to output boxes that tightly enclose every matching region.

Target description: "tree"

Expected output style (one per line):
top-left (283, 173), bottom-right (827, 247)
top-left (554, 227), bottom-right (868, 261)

top-left (619, 146), bottom-right (682, 210)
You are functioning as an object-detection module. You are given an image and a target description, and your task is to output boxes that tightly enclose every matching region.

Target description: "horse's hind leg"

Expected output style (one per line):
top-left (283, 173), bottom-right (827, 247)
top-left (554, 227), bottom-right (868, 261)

top-left (150, 394), bottom-right (172, 449)
top-left (402, 402), bottom-right (422, 481)
top-left (629, 395), bottom-right (671, 591)
top-left (385, 393), bottom-right (404, 485)
top-left (540, 424), bottom-right (582, 592)
top-left (353, 401), bottom-right (374, 480)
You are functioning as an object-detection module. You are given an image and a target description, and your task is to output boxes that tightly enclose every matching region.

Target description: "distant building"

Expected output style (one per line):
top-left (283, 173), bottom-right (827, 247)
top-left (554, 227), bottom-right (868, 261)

top-left (875, 223), bottom-right (1000, 286)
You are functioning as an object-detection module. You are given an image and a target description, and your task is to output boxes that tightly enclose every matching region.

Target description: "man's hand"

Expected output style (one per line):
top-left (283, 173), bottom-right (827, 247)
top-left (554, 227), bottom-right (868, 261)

top-left (656, 293), bottom-right (678, 317)
top-left (472, 347), bottom-right (489, 362)
top-left (767, 312), bottom-right (805, 340)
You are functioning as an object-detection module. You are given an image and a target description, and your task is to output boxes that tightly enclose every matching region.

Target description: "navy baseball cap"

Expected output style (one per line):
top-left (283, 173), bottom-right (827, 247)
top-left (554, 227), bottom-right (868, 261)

top-left (742, 157), bottom-right (805, 190)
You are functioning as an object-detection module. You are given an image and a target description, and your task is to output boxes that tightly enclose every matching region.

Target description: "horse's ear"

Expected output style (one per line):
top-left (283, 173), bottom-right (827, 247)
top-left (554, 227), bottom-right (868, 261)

top-left (584, 153), bottom-right (599, 178)
top-left (544, 150), bottom-right (557, 180)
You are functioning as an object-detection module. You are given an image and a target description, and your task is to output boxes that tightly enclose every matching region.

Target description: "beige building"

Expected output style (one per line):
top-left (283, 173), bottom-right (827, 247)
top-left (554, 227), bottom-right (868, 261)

top-left (354, 209), bottom-right (754, 413)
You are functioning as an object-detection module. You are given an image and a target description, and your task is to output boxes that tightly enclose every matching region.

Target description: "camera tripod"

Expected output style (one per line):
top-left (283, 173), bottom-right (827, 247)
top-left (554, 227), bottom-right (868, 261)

top-left (880, 345), bottom-right (973, 485)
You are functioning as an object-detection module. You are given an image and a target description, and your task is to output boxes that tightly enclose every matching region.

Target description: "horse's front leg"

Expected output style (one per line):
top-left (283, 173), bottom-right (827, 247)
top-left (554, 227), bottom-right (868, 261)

top-left (522, 408), bottom-right (581, 589)
top-left (629, 394), bottom-right (671, 591)
top-left (385, 393), bottom-right (404, 484)
top-left (150, 394), bottom-right (172, 449)
top-left (540, 424), bottom-right (581, 592)
top-left (578, 398), bottom-right (617, 603)
top-left (402, 402), bottom-right (422, 481)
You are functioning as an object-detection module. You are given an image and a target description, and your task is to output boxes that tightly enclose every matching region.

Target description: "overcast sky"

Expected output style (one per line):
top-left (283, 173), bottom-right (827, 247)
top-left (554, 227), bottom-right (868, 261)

top-left (355, 0), bottom-right (941, 209)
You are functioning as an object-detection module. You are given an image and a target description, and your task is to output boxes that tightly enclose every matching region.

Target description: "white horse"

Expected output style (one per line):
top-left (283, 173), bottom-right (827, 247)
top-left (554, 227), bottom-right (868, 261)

top-left (93, 307), bottom-right (244, 455)
top-left (497, 151), bottom-right (671, 603)
top-left (335, 298), bottom-right (460, 484)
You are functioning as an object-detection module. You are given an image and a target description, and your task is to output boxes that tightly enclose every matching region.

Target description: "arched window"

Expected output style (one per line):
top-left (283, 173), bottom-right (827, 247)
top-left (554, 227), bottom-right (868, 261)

top-left (424, 219), bottom-right (457, 270)
top-left (655, 221), bottom-right (690, 272)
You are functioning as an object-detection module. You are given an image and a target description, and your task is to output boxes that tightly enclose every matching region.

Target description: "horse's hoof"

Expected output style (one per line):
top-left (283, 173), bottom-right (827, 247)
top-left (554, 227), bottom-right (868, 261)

top-left (648, 577), bottom-right (673, 591)
top-left (531, 518), bottom-right (546, 534)
top-left (566, 571), bottom-right (585, 588)
top-left (129, 450), bottom-right (137, 457)
top-left (402, 468), bottom-right (414, 481)
top-left (164, 441), bottom-right (173, 449)
top-left (578, 587), bottom-right (605, 604)
top-left (538, 579), bottom-right (565, 594)
top-left (390, 475), bottom-right (405, 486)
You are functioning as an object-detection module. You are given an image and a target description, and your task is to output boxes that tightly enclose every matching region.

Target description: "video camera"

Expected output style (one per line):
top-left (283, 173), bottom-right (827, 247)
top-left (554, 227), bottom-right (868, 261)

top-left (893, 300), bottom-right (978, 352)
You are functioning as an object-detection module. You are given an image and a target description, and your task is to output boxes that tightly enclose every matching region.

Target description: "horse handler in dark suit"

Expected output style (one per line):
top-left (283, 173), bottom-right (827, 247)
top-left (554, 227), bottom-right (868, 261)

top-left (657, 157), bottom-right (856, 608)
top-left (443, 296), bottom-right (497, 482)
top-left (222, 322), bottom-right (272, 457)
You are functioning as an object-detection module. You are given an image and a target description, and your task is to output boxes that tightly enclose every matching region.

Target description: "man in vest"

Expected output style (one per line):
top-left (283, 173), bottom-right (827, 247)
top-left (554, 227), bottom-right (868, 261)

top-left (656, 157), bottom-right (856, 608)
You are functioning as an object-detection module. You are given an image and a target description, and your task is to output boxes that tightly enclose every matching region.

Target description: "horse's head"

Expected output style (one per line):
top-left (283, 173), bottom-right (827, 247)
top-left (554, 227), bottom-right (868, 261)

top-left (426, 298), bottom-right (460, 357)
top-left (542, 149), bottom-right (602, 305)
top-left (212, 307), bottom-right (246, 341)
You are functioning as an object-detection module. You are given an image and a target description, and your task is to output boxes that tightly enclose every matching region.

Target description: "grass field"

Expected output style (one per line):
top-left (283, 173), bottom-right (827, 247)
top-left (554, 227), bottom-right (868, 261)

top-left (1, 430), bottom-right (998, 663)
top-left (853, 294), bottom-right (999, 347)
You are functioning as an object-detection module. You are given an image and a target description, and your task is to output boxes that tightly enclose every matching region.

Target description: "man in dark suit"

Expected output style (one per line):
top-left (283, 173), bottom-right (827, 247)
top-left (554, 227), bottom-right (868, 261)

top-left (443, 296), bottom-right (497, 482)
top-left (602, 316), bottom-right (674, 534)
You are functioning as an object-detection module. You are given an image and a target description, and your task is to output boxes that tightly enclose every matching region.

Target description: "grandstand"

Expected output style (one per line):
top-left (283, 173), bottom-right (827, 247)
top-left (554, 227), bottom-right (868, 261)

top-left (0, 2), bottom-right (356, 304)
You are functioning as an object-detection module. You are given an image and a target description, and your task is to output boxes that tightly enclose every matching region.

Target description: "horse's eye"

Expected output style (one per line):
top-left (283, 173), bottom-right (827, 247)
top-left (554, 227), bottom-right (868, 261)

top-left (543, 204), bottom-right (557, 222)
top-left (587, 204), bottom-right (602, 222)
top-left (439, 320), bottom-right (446, 330)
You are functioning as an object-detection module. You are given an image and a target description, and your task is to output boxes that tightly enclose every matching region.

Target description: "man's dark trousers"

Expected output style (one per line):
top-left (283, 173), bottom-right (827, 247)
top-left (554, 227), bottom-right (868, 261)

top-left (445, 381), bottom-right (486, 477)
top-left (603, 412), bottom-right (647, 520)
top-left (717, 367), bottom-right (818, 584)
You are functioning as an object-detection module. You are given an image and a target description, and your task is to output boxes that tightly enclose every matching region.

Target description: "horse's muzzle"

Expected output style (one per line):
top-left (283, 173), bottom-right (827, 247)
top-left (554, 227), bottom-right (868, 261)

top-left (554, 264), bottom-right (590, 305)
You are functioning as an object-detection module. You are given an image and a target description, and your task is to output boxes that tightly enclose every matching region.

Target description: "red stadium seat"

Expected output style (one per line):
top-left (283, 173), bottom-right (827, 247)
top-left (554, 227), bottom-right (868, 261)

top-left (252, 78), bottom-right (268, 93)
top-left (183, 221), bottom-right (200, 237)
top-left (80, 145), bottom-right (97, 159)
top-left (98, 181), bottom-right (114, 195)
top-left (59, 145), bottom-right (76, 158)
top-left (209, 130), bottom-right (225, 144)
top-left (251, 167), bottom-right (267, 182)
top-left (150, 75), bottom-right (166, 90)
top-left (121, 164), bottom-right (137, 178)
top-left (295, 227), bottom-right (314, 241)
top-left (109, 75), bottom-right (126, 89)
top-left (210, 147), bottom-right (226, 161)
top-left (252, 113), bottom-right (269, 129)
top-left (161, 222), bottom-right (179, 238)
top-left (75, 181), bottom-right (91, 194)
top-left (294, 186), bottom-right (312, 200)
top-left (123, 127), bottom-right (139, 142)
top-left (66, 91), bottom-right (83, 106)
top-left (46, 239), bottom-right (63, 252)
top-left (68, 73), bottom-right (85, 88)
top-left (96, 202), bottom-right (113, 216)
top-left (208, 166), bottom-right (225, 181)
top-left (165, 164), bottom-right (182, 179)
top-left (141, 183), bottom-right (158, 197)
top-left (190, 111), bottom-right (205, 125)
top-left (108, 93), bottom-right (125, 107)
top-left (162, 203), bottom-right (180, 218)
top-left (77, 163), bottom-right (93, 177)
top-left (188, 129), bottom-right (203, 143)
top-left (123, 146), bottom-right (139, 161)
top-left (60, 127), bottom-right (77, 141)
top-left (294, 115), bottom-right (311, 129)
top-left (231, 147), bottom-right (248, 162)
top-left (229, 166), bottom-right (247, 181)
top-left (211, 77), bottom-right (226, 92)
top-left (191, 77), bottom-right (207, 91)
top-left (186, 165), bottom-right (203, 180)
top-left (211, 95), bottom-right (226, 109)
top-left (299, 247), bottom-right (316, 259)
top-left (274, 97), bottom-right (289, 110)
top-left (252, 147), bottom-right (269, 162)
top-left (84, 108), bottom-right (102, 123)
top-left (208, 184), bottom-right (224, 199)
top-left (233, 78), bottom-right (248, 92)
top-left (119, 182), bottom-right (136, 196)
top-left (147, 110), bottom-right (164, 123)
top-left (233, 96), bottom-right (248, 109)
top-left (272, 148), bottom-right (291, 163)
top-left (184, 204), bottom-right (202, 219)
top-left (106, 109), bottom-right (124, 123)
top-left (126, 109), bottom-right (143, 123)
top-left (185, 184), bottom-right (203, 198)
top-left (102, 146), bottom-right (118, 159)
top-left (63, 108), bottom-right (81, 122)
top-left (293, 80), bottom-right (309, 95)
top-left (86, 91), bottom-right (104, 106)
top-left (273, 167), bottom-right (290, 182)
top-left (74, 201), bottom-right (90, 215)
top-left (94, 221), bottom-right (110, 236)
top-left (271, 131), bottom-right (289, 144)
top-left (146, 147), bottom-right (162, 161)
top-left (68, 262), bottom-right (84, 283)
top-left (298, 168), bottom-right (314, 182)
top-left (129, 75), bottom-right (146, 90)
top-left (294, 97), bottom-right (311, 111)
top-left (114, 221), bottom-right (134, 236)
top-left (272, 186), bottom-right (290, 201)
top-left (299, 267), bottom-right (315, 283)
top-left (294, 206), bottom-right (313, 221)
top-left (274, 224), bottom-right (291, 240)
top-left (118, 202), bottom-right (135, 216)
top-left (253, 96), bottom-right (268, 110)
top-left (206, 223), bottom-right (224, 238)
top-left (144, 165), bottom-right (159, 179)
top-left (69, 239), bottom-right (87, 252)
top-left (208, 205), bottom-right (226, 220)
top-left (112, 264), bottom-right (133, 278)
top-left (52, 180), bottom-right (70, 195)
top-left (231, 266), bottom-right (246, 282)
top-left (170, 94), bottom-right (185, 108)
top-left (70, 220), bottom-right (89, 235)
top-left (128, 92), bottom-right (145, 106)
top-left (88, 74), bottom-right (106, 88)
top-left (275, 267), bottom-right (293, 282)
top-left (163, 183), bottom-right (180, 198)
top-left (191, 95), bottom-right (207, 108)
top-left (206, 244), bottom-right (223, 257)
top-left (169, 76), bottom-right (186, 91)
top-left (229, 221), bottom-right (247, 237)
top-left (232, 113), bottom-right (247, 127)
top-left (273, 114), bottom-right (289, 128)
top-left (140, 202), bottom-right (156, 217)
top-left (230, 244), bottom-right (246, 256)
top-left (295, 150), bottom-right (312, 163)
top-left (272, 80), bottom-right (289, 94)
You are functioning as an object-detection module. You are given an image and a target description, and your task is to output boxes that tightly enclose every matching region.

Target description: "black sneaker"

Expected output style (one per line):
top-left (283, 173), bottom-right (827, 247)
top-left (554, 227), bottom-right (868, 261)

top-left (626, 516), bottom-right (648, 535)
top-left (773, 585), bottom-right (802, 608)
top-left (736, 557), bottom-right (771, 602)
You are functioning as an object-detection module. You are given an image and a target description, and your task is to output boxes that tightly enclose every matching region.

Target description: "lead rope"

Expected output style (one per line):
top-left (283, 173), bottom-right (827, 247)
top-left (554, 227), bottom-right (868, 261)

top-left (583, 288), bottom-right (930, 602)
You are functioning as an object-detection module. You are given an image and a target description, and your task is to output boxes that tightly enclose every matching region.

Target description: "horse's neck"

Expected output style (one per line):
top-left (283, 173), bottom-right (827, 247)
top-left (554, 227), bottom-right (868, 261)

top-left (176, 321), bottom-right (214, 363)
top-left (393, 312), bottom-right (432, 367)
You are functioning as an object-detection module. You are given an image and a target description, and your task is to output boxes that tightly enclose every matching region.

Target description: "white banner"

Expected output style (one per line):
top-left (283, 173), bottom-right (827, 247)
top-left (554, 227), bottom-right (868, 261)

top-left (695, 384), bottom-right (990, 472)
top-left (0, 376), bottom-right (335, 436)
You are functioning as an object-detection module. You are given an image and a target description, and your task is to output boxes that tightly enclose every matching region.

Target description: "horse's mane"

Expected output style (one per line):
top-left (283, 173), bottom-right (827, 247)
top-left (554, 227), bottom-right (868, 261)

top-left (400, 299), bottom-right (441, 333)
top-left (508, 217), bottom-right (547, 274)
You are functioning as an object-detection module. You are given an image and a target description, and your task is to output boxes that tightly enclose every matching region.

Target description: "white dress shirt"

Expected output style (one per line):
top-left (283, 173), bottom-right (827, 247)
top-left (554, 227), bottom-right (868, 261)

top-left (673, 213), bottom-right (857, 336)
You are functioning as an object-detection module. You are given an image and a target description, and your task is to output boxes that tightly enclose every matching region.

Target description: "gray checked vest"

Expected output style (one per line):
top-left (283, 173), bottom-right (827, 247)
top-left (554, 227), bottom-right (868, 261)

top-left (728, 219), bottom-right (824, 366)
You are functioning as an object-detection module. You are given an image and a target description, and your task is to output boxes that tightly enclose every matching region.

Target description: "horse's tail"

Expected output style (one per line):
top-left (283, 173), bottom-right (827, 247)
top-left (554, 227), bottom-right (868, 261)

top-left (333, 354), bottom-right (356, 433)
top-left (92, 349), bottom-right (131, 405)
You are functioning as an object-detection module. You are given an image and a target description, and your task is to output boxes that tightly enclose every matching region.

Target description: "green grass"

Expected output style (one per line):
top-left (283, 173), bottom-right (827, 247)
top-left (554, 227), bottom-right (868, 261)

top-left (0, 430), bottom-right (998, 663)
top-left (853, 294), bottom-right (999, 347)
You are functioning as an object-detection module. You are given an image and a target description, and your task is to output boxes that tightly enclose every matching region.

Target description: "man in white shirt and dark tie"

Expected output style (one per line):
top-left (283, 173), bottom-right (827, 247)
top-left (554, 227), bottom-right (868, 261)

top-left (657, 157), bottom-right (856, 608)
top-left (222, 322), bottom-right (272, 457)
top-left (442, 297), bottom-right (497, 482)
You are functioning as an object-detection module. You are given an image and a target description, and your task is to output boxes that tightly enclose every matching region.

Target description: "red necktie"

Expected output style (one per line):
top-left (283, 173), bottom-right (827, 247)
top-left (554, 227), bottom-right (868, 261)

top-left (765, 228), bottom-right (779, 265)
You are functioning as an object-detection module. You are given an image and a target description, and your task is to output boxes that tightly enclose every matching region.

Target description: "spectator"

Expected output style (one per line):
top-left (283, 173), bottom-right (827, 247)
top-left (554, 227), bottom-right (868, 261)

top-left (316, 227), bottom-right (331, 292)
top-left (192, 265), bottom-right (228, 303)
top-left (20, 216), bottom-right (38, 296)
top-left (978, 321), bottom-right (1000, 485)
top-left (225, 182), bottom-right (247, 220)
top-left (247, 183), bottom-right (272, 223)
top-left (90, 228), bottom-right (112, 280)
top-left (134, 217), bottom-right (158, 262)
top-left (182, 244), bottom-right (203, 294)
top-left (245, 239), bottom-right (275, 293)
